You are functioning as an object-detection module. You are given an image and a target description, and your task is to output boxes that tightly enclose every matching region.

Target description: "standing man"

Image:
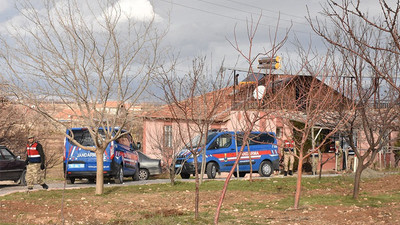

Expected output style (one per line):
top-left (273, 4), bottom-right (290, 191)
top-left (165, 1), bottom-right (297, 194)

top-left (346, 146), bottom-right (355, 172)
top-left (26, 134), bottom-right (48, 190)
top-left (281, 140), bottom-right (296, 176)
top-left (335, 141), bottom-right (343, 173)
top-left (309, 149), bottom-right (319, 175)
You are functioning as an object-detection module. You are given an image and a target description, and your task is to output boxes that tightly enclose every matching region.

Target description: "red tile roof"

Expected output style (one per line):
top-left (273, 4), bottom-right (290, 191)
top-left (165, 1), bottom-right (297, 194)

top-left (143, 87), bottom-right (233, 122)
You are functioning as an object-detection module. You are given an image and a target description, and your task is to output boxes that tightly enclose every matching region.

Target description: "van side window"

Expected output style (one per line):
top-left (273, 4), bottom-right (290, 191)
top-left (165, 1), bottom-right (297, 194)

top-left (249, 133), bottom-right (275, 145)
top-left (209, 134), bottom-right (232, 149)
top-left (236, 134), bottom-right (243, 147)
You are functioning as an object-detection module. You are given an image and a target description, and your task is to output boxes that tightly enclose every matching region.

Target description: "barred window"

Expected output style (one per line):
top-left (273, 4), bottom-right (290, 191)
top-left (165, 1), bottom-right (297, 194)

top-left (164, 125), bottom-right (172, 148)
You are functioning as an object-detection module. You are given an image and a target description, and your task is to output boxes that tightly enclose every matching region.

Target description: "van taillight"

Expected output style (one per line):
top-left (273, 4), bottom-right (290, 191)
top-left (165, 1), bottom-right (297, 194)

top-left (110, 142), bottom-right (115, 160)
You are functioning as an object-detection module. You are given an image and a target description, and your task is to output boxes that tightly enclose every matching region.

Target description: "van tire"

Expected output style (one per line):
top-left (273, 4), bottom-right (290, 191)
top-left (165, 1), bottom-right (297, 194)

top-left (66, 177), bottom-right (75, 184)
top-left (115, 167), bottom-right (124, 184)
top-left (259, 161), bottom-right (273, 177)
top-left (180, 172), bottom-right (190, 179)
top-left (206, 162), bottom-right (217, 179)
top-left (233, 172), bottom-right (246, 178)
top-left (133, 167), bottom-right (140, 181)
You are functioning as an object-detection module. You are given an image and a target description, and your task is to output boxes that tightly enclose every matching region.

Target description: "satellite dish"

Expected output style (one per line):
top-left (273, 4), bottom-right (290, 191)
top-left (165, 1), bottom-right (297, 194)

top-left (253, 85), bottom-right (266, 99)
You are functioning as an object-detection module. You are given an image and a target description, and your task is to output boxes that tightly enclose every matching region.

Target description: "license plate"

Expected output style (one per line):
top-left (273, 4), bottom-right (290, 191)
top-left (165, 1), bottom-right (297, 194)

top-left (68, 164), bottom-right (84, 169)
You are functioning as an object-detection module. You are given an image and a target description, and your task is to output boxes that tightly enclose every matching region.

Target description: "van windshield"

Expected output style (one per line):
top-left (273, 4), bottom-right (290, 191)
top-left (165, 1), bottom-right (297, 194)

top-left (187, 132), bottom-right (218, 148)
top-left (69, 129), bottom-right (106, 146)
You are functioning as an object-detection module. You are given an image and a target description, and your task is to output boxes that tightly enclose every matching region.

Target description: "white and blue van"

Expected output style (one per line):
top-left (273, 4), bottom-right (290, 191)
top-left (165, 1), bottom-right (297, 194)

top-left (175, 131), bottom-right (279, 179)
top-left (63, 127), bottom-right (140, 184)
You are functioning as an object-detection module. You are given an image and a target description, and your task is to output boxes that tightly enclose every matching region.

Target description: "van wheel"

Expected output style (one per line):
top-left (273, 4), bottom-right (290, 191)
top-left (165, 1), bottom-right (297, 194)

top-left (66, 177), bottom-right (75, 184)
top-left (115, 167), bottom-right (124, 184)
top-left (258, 161), bottom-right (273, 177)
top-left (19, 170), bottom-right (27, 186)
top-left (138, 169), bottom-right (149, 181)
top-left (133, 167), bottom-right (140, 181)
top-left (206, 162), bottom-right (217, 179)
top-left (180, 172), bottom-right (190, 179)
top-left (233, 172), bottom-right (246, 178)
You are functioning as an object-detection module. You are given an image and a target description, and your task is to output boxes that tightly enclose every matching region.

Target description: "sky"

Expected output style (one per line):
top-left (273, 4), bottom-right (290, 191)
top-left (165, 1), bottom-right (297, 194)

top-left (0, 0), bottom-right (382, 72)
top-left (0, 0), bottom-right (386, 100)
top-left (152, 0), bottom-right (325, 73)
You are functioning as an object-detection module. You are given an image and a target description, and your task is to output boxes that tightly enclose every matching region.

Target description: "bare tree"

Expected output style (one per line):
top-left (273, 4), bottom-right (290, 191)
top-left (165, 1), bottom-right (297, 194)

top-left (153, 56), bottom-right (230, 219)
top-left (0, 0), bottom-right (167, 195)
top-left (146, 123), bottom-right (185, 185)
top-left (214, 16), bottom-right (291, 223)
top-left (309, 0), bottom-right (400, 199)
top-left (0, 99), bottom-right (29, 153)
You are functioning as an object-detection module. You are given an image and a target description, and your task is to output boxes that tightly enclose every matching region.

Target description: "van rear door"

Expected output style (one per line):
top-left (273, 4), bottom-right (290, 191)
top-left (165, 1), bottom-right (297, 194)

top-left (65, 129), bottom-right (110, 173)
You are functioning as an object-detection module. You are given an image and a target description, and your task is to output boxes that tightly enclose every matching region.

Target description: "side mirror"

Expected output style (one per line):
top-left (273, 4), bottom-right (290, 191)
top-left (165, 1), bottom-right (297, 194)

top-left (136, 142), bottom-right (141, 150)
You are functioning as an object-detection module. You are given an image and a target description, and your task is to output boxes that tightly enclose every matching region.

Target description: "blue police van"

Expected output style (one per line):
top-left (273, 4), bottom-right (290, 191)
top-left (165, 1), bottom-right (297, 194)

top-left (63, 127), bottom-right (140, 184)
top-left (175, 131), bottom-right (279, 179)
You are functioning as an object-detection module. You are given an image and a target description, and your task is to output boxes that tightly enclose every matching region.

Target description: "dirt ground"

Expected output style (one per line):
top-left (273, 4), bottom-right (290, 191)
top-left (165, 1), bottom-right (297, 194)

top-left (0, 173), bottom-right (399, 224)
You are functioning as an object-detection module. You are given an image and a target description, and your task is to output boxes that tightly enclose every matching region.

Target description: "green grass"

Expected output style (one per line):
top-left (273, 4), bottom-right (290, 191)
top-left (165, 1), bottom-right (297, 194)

top-left (1, 174), bottom-right (399, 225)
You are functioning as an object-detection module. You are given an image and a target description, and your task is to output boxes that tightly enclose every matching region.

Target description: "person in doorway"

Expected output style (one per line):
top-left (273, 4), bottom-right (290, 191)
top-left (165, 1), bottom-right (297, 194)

top-left (335, 141), bottom-right (343, 173)
top-left (25, 134), bottom-right (48, 190)
top-left (281, 140), bottom-right (296, 176)
top-left (346, 146), bottom-right (355, 172)
top-left (309, 149), bottom-right (319, 175)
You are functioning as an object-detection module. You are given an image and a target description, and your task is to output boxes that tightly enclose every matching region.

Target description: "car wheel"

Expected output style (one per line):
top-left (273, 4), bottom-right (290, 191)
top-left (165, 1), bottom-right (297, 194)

top-left (180, 172), bottom-right (190, 179)
top-left (88, 178), bottom-right (95, 183)
top-left (138, 168), bottom-right (149, 181)
top-left (19, 170), bottom-right (27, 186)
top-left (258, 161), bottom-right (273, 177)
top-left (206, 162), bottom-right (217, 179)
top-left (114, 166), bottom-right (124, 184)
top-left (133, 166), bottom-right (140, 181)
top-left (66, 177), bottom-right (75, 184)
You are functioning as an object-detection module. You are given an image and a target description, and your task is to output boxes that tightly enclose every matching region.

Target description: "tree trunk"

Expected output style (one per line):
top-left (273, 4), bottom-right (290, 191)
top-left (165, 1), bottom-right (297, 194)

top-left (352, 161), bottom-right (364, 199)
top-left (95, 150), bottom-right (104, 195)
top-left (215, 138), bottom-right (249, 224)
top-left (294, 157), bottom-right (304, 209)
top-left (200, 150), bottom-right (206, 184)
top-left (194, 156), bottom-right (199, 219)
top-left (169, 167), bottom-right (175, 186)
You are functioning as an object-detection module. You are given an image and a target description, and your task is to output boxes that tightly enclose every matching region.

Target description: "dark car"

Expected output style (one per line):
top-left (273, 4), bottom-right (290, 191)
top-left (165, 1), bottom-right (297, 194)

top-left (0, 145), bottom-right (26, 185)
top-left (137, 151), bottom-right (162, 180)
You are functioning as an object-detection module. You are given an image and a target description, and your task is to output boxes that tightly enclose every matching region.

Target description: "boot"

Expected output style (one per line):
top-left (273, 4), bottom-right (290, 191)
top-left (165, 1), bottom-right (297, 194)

top-left (289, 170), bottom-right (293, 176)
top-left (284, 171), bottom-right (287, 176)
top-left (41, 183), bottom-right (49, 190)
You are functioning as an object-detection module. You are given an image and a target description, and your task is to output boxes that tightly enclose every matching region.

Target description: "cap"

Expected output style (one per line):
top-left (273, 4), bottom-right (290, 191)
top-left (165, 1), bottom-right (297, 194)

top-left (28, 134), bottom-right (35, 139)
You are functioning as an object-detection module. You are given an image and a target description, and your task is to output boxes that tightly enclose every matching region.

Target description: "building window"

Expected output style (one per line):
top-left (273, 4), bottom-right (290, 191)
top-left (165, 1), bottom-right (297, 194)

top-left (276, 127), bottom-right (282, 138)
top-left (164, 125), bottom-right (172, 148)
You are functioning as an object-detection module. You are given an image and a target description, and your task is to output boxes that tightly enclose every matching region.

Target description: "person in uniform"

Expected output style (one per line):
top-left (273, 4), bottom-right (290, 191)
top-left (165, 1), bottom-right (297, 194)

top-left (25, 134), bottom-right (48, 190)
top-left (309, 149), bottom-right (319, 175)
top-left (281, 140), bottom-right (296, 176)
top-left (346, 146), bottom-right (355, 172)
top-left (335, 141), bottom-right (343, 173)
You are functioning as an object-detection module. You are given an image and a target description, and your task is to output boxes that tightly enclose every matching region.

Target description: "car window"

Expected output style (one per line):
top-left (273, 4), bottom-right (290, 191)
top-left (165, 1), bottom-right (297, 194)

top-left (0, 148), bottom-right (14, 160)
top-left (139, 152), bottom-right (150, 160)
top-left (209, 134), bottom-right (232, 150)
top-left (235, 133), bottom-right (275, 146)
top-left (248, 133), bottom-right (275, 145)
